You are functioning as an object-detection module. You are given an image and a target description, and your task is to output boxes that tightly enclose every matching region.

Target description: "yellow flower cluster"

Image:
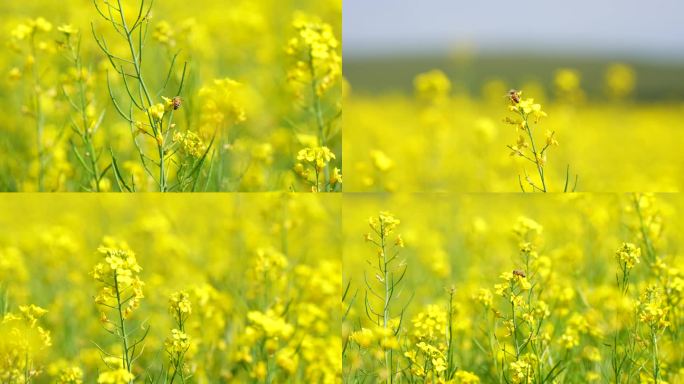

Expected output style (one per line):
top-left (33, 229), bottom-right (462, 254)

top-left (147, 103), bottom-right (166, 122)
top-left (55, 366), bottom-right (84, 384)
top-left (495, 271), bottom-right (531, 302)
top-left (296, 145), bottom-right (336, 171)
top-left (0, 304), bottom-right (52, 382)
top-left (10, 17), bottom-right (53, 42)
top-left (605, 63), bottom-right (636, 98)
top-left (349, 327), bottom-right (374, 348)
top-left (173, 130), bottom-right (207, 158)
top-left (474, 288), bottom-right (493, 307)
top-left (165, 328), bottom-right (191, 354)
top-left (411, 304), bottom-right (447, 343)
top-left (626, 194), bottom-right (664, 249)
top-left (349, 325), bottom-right (400, 351)
top-left (370, 149), bottom-right (394, 172)
top-left (247, 309), bottom-right (295, 340)
top-left (512, 216), bottom-right (543, 239)
top-left (509, 359), bottom-right (532, 384)
top-left (57, 24), bottom-right (77, 36)
top-left (250, 246), bottom-right (289, 284)
top-left (405, 341), bottom-right (447, 376)
top-left (294, 146), bottom-right (340, 191)
top-left (454, 369), bottom-right (481, 383)
top-left (197, 78), bottom-right (247, 138)
top-left (97, 368), bottom-right (134, 384)
top-left (508, 92), bottom-right (548, 123)
top-left (554, 68), bottom-right (581, 93)
top-left (638, 286), bottom-right (670, 331)
top-left (367, 211), bottom-right (401, 238)
top-left (169, 291), bottom-right (193, 322)
top-left (153, 21), bottom-right (176, 47)
top-left (402, 304), bottom-right (453, 380)
top-left (554, 68), bottom-right (585, 103)
top-left (559, 313), bottom-right (591, 350)
top-left (92, 240), bottom-right (144, 319)
top-left (286, 14), bottom-right (341, 96)
top-left (616, 242), bottom-right (641, 270)
top-left (414, 69), bottom-right (451, 104)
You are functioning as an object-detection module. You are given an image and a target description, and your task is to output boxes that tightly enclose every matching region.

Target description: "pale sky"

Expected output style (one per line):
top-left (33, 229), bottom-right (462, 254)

top-left (344, 0), bottom-right (684, 59)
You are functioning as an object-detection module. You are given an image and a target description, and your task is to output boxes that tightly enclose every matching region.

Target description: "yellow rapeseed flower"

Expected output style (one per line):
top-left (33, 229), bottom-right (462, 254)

top-left (148, 103), bottom-right (165, 121)
top-left (97, 369), bottom-right (134, 384)
top-left (57, 24), bottom-right (77, 35)
top-left (616, 242), bottom-right (641, 270)
top-left (414, 69), bottom-right (451, 104)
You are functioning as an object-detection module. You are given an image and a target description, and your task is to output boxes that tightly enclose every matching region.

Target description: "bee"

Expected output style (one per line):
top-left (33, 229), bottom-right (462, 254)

top-left (512, 269), bottom-right (526, 278)
top-left (172, 96), bottom-right (182, 110)
top-left (507, 89), bottom-right (521, 104)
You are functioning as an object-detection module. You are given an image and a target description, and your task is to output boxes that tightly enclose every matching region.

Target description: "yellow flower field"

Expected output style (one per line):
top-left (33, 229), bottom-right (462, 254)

top-left (0, 193), bottom-right (341, 383)
top-left (343, 193), bottom-right (684, 383)
top-left (0, 0), bottom-right (341, 192)
top-left (4, 2), bottom-right (684, 384)
top-left (344, 69), bottom-right (684, 192)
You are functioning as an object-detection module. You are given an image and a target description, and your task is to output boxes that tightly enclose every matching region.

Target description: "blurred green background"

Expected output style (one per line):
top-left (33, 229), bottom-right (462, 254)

top-left (345, 54), bottom-right (684, 101)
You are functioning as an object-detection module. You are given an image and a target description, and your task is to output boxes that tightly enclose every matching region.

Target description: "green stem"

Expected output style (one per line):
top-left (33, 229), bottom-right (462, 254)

top-left (30, 34), bottom-right (44, 191)
top-left (86, 138), bottom-right (101, 191)
top-left (116, 0), bottom-right (152, 106)
top-left (113, 272), bottom-right (132, 380)
top-left (307, 49), bottom-right (330, 191)
top-left (380, 221), bottom-right (392, 384)
top-left (511, 298), bottom-right (520, 360)
top-left (652, 327), bottom-right (659, 383)
top-left (307, 51), bottom-right (325, 147)
top-left (315, 165), bottom-right (323, 192)
top-left (158, 134), bottom-right (165, 192)
top-left (522, 113), bottom-right (546, 192)
top-left (115, 0), bottom-right (166, 191)
top-left (446, 290), bottom-right (454, 374)
top-left (24, 350), bottom-right (30, 383)
top-left (633, 194), bottom-right (656, 262)
top-left (75, 49), bottom-right (102, 191)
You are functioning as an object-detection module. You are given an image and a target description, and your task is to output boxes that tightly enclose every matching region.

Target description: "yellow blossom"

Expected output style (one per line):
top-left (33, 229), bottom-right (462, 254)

top-left (97, 369), bottom-right (134, 384)
top-left (148, 103), bottom-right (165, 121)
top-left (57, 24), bottom-right (77, 35)
top-left (414, 69), bottom-right (451, 104)
top-left (616, 242), bottom-right (641, 270)
top-left (165, 329), bottom-right (191, 354)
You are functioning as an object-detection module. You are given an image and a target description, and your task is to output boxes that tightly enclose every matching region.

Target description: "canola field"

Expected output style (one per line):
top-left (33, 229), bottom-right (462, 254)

top-left (4, 1), bottom-right (684, 384)
top-left (0, 193), bottom-right (341, 383)
top-left (344, 67), bottom-right (684, 192)
top-left (0, 0), bottom-right (341, 192)
top-left (343, 194), bottom-right (684, 383)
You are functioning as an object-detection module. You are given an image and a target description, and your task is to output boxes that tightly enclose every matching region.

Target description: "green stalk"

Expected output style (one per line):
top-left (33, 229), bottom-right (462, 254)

top-left (511, 296), bottom-right (520, 360)
top-left (652, 327), bottom-right (659, 383)
top-left (446, 289), bottom-right (455, 375)
top-left (380, 221), bottom-right (392, 384)
top-left (307, 51), bottom-right (325, 147)
top-left (29, 33), bottom-right (45, 191)
top-left (522, 113), bottom-right (546, 192)
top-left (633, 195), bottom-right (656, 262)
top-left (307, 50), bottom-right (330, 191)
top-left (74, 46), bottom-right (102, 191)
top-left (115, 0), bottom-right (166, 191)
top-left (113, 272), bottom-right (132, 381)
